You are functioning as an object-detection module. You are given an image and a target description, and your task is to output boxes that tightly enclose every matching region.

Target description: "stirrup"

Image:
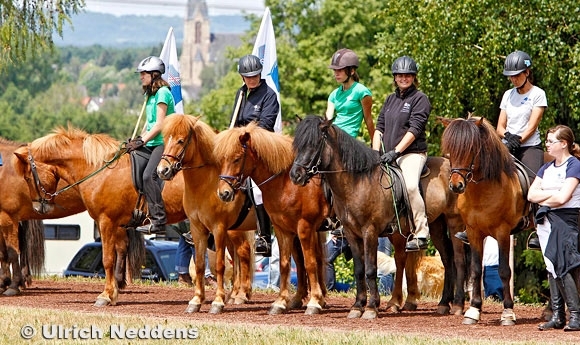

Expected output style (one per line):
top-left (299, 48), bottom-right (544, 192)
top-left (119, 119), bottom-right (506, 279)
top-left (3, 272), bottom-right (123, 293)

top-left (526, 231), bottom-right (541, 251)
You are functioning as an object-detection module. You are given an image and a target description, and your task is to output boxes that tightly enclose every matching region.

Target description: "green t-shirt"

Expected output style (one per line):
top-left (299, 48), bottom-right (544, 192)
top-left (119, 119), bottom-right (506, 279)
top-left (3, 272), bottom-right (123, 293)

top-left (145, 86), bottom-right (175, 147)
top-left (328, 82), bottom-right (372, 138)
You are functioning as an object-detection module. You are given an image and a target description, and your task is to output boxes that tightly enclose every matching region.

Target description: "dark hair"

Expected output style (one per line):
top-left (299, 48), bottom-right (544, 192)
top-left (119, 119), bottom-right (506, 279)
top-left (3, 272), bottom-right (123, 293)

top-left (142, 71), bottom-right (170, 96)
top-left (547, 125), bottom-right (580, 158)
top-left (346, 66), bottom-right (360, 82)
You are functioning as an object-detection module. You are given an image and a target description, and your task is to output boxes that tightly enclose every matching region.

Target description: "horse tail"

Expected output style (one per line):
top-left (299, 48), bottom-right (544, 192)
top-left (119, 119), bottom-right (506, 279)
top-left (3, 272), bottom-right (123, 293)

top-left (19, 220), bottom-right (45, 281)
top-left (126, 229), bottom-right (146, 281)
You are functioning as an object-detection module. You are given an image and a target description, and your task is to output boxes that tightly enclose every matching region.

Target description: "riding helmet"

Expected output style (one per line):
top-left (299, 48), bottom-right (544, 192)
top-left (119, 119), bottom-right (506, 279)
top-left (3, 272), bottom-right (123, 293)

top-left (328, 48), bottom-right (359, 69)
top-left (238, 54), bottom-right (263, 77)
top-left (391, 56), bottom-right (418, 75)
top-left (502, 50), bottom-right (532, 76)
top-left (136, 56), bottom-right (165, 74)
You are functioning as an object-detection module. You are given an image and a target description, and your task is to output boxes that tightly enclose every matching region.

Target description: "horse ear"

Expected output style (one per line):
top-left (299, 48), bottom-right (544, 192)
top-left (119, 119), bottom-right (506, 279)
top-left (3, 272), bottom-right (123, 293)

top-left (294, 114), bottom-right (302, 122)
top-left (436, 116), bottom-right (453, 128)
top-left (473, 116), bottom-right (484, 127)
top-left (320, 116), bottom-right (332, 132)
top-left (239, 132), bottom-right (251, 147)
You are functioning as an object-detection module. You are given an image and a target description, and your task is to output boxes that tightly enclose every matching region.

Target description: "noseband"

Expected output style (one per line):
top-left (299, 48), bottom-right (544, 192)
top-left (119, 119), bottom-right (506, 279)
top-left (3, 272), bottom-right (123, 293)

top-left (449, 152), bottom-right (478, 185)
top-left (160, 132), bottom-right (193, 174)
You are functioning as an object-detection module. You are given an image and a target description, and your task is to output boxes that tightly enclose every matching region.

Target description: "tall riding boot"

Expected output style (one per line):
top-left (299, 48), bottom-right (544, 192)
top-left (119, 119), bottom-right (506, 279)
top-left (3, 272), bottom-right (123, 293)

top-left (560, 273), bottom-right (580, 332)
top-left (538, 276), bottom-right (565, 330)
top-left (255, 204), bottom-right (272, 257)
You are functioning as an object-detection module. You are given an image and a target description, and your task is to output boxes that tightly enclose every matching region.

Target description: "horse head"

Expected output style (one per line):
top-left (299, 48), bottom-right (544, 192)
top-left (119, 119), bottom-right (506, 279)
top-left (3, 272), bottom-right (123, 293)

top-left (158, 114), bottom-right (215, 181)
top-left (289, 115), bottom-right (332, 186)
top-left (214, 127), bottom-right (254, 202)
top-left (13, 145), bottom-right (60, 214)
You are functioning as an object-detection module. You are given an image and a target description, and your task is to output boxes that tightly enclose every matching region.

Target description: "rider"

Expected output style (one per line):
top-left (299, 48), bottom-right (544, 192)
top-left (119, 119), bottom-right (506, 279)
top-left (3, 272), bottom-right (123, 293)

top-left (126, 56), bottom-right (175, 234)
top-left (372, 56), bottom-right (431, 252)
top-left (455, 50), bottom-right (547, 247)
top-left (230, 54), bottom-right (279, 257)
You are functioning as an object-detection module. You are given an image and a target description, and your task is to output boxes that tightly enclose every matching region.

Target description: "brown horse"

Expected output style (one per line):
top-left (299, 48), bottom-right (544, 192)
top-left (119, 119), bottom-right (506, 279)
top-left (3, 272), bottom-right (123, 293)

top-left (289, 115), bottom-right (465, 318)
top-left (156, 114), bottom-right (257, 314)
top-left (440, 116), bottom-right (532, 325)
top-left (12, 126), bottom-right (253, 308)
top-left (0, 137), bottom-right (84, 295)
top-left (213, 122), bottom-right (329, 314)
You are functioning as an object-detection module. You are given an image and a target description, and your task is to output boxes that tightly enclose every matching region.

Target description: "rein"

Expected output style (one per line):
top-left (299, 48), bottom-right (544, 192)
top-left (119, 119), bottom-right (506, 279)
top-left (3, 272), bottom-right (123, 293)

top-left (27, 143), bottom-right (125, 205)
top-left (218, 143), bottom-right (282, 191)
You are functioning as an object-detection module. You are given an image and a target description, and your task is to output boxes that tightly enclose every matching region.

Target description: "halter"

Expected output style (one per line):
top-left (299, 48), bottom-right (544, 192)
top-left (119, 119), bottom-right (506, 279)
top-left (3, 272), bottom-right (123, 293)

top-left (160, 131), bottom-right (193, 175)
top-left (292, 131), bottom-right (328, 182)
top-left (449, 152), bottom-right (479, 185)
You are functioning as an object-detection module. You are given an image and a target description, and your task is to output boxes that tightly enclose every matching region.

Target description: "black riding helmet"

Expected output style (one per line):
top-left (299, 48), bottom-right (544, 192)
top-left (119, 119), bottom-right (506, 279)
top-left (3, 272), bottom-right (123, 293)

top-left (391, 56), bottom-right (418, 75)
top-left (238, 54), bottom-right (263, 77)
top-left (503, 50), bottom-right (532, 76)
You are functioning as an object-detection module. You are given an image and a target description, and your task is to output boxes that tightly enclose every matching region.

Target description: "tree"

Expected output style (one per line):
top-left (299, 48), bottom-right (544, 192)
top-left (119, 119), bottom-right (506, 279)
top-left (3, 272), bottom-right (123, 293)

top-left (0, 0), bottom-right (84, 67)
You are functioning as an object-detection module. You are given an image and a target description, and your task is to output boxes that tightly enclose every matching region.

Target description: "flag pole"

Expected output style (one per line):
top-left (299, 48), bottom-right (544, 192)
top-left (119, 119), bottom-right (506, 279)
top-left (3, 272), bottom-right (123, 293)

top-left (228, 89), bottom-right (244, 129)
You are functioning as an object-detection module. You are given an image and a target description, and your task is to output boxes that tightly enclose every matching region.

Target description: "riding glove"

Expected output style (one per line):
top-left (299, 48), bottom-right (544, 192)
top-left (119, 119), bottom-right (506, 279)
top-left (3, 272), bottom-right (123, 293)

top-left (380, 150), bottom-right (400, 165)
top-left (503, 132), bottom-right (521, 153)
top-left (125, 136), bottom-right (145, 153)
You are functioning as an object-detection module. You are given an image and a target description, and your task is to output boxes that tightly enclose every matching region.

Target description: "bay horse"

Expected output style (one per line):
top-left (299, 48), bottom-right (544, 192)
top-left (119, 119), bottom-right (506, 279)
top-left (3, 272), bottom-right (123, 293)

top-left (12, 126), bottom-right (254, 308)
top-left (440, 116), bottom-right (531, 326)
top-left (213, 122), bottom-right (329, 314)
top-left (289, 115), bottom-right (465, 319)
top-left (0, 137), bottom-right (85, 296)
top-left (156, 114), bottom-right (258, 314)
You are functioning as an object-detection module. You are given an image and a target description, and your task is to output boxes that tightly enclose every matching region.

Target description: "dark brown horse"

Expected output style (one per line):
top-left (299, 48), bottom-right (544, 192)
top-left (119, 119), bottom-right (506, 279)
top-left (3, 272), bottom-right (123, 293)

top-left (0, 137), bottom-right (83, 295)
top-left (289, 115), bottom-right (465, 318)
top-left (213, 122), bottom-right (329, 314)
top-left (440, 116), bottom-right (533, 325)
top-left (12, 127), bottom-right (252, 308)
top-left (156, 114), bottom-right (256, 314)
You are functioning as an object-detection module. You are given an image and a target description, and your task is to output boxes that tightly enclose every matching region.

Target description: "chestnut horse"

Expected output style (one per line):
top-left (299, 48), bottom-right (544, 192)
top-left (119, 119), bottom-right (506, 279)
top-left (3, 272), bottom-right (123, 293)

top-left (289, 115), bottom-right (465, 319)
top-left (213, 122), bottom-right (329, 314)
top-left (0, 137), bottom-right (85, 295)
top-left (440, 116), bottom-right (533, 326)
top-left (13, 126), bottom-right (253, 308)
top-left (156, 114), bottom-right (258, 314)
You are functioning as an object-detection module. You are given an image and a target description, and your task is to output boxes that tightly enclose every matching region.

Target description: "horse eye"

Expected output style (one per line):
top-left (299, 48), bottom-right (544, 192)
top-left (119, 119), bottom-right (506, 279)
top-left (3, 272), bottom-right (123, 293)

top-left (444, 153), bottom-right (450, 159)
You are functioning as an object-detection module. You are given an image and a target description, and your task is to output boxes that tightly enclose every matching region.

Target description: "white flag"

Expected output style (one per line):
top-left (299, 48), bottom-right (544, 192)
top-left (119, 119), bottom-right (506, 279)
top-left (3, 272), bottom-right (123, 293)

top-left (252, 7), bottom-right (282, 133)
top-left (159, 27), bottom-right (184, 114)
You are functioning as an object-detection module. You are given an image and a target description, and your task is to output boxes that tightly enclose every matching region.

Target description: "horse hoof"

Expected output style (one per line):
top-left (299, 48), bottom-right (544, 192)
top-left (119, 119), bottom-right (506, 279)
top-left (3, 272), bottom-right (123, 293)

top-left (501, 319), bottom-right (516, 326)
top-left (93, 298), bottom-right (110, 307)
top-left (269, 305), bottom-right (287, 315)
top-left (209, 304), bottom-right (224, 314)
top-left (501, 308), bottom-right (516, 326)
top-left (402, 302), bottom-right (417, 311)
top-left (305, 306), bottom-right (322, 315)
top-left (347, 310), bottom-right (363, 319)
top-left (185, 304), bottom-right (202, 313)
top-left (2, 288), bottom-right (20, 296)
top-left (436, 305), bottom-right (451, 315)
top-left (233, 297), bottom-right (248, 305)
top-left (450, 305), bottom-right (464, 316)
top-left (462, 317), bottom-right (479, 325)
top-left (362, 309), bottom-right (378, 319)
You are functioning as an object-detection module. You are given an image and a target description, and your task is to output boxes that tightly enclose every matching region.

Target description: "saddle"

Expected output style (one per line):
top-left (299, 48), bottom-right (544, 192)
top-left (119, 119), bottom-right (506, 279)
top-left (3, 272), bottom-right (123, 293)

top-left (381, 164), bottom-right (413, 236)
top-left (511, 160), bottom-right (536, 234)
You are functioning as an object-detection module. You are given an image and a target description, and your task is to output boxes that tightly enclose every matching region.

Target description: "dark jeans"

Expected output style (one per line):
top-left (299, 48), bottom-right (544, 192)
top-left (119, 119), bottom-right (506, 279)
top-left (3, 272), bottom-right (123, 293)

top-left (483, 265), bottom-right (504, 300)
top-left (325, 236), bottom-right (352, 291)
top-left (175, 236), bottom-right (211, 277)
top-left (378, 237), bottom-right (394, 295)
top-left (130, 145), bottom-right (166, 225)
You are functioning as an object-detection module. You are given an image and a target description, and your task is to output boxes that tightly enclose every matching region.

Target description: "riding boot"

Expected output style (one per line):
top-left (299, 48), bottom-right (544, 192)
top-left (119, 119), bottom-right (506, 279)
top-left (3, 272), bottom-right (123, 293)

top-left (538, 276), bottom-right (565, 330)
top-left (454, 230), bottom-right (470, 245)
top-left (255, 204), bottom-right (272, 257)
top-left (560, 273), bottom-right (580, 331)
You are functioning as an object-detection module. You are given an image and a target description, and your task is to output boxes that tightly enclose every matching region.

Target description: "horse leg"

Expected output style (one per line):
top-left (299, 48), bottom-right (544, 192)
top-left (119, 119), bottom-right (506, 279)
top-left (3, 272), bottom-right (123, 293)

top-left (386, 234), bottom-right (407, 312)
top-left (362, 232), bottom-right (380, 319)
top-left (186, 228), bottom-right (209, 313)
top-left (463, 232), bottom-right (484, 325)
top-left (289, 235), bottom-right (307, 310)
top-left (346, 236), bottom-right (367, 319)
top-left (299, 227), bottom-right (326, 315)
top-left (114, 239), bottom-right (128, 290)
top-left (2, 223), bottom-right (22, 296)
top-left (451, 229), bottom-right (469, 315)
top-left (498, 234), bottom-right (516, 326)
top-left (227, 230), bottom-right (253, 305)
top-left (209, 229), bottom-right (229, 314)
top-left (402, 251), bottom-right (420, 311)
top-left (429, 216), bottom-right (455, 315)
top-left (269, 231), bottom-right (293, 315)
top-left (95, 223), bottom-right (120, 307)
top-left (0, 229), bottom-right (9, 293)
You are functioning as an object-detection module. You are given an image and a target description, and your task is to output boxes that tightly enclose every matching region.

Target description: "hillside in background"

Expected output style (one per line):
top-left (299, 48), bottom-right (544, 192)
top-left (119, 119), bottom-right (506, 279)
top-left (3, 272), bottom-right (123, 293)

top-left (54, 12), bottom-right (250, 47)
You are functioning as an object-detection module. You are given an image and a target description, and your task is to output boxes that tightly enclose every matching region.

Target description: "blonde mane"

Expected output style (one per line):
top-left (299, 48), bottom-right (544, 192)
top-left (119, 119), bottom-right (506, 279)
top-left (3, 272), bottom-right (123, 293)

top-left (30, 125), bottom-right (122, 168)
top-left (214, 122), bottom-right (294, 174)
top-left (162, 114), bottom-right (217, 165)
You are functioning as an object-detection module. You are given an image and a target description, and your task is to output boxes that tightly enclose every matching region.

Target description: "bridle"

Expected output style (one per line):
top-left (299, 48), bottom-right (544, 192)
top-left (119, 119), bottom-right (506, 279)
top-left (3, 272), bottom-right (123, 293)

top-left (27, 148), bottom-right (56, 208)
top-left (218, 143), bottom-right (250, 191)
top-left (292, 131), bottom-right (328, 182)
top-left (160, 131), bottom-right (194, 174)
top-left (449, 152), bottom-right (480, 186)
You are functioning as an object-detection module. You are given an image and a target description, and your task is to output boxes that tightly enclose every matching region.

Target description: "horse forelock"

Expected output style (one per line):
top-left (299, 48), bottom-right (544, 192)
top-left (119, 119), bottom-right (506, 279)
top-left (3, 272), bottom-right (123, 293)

top-left (292, 115), bottom-right (325, 155)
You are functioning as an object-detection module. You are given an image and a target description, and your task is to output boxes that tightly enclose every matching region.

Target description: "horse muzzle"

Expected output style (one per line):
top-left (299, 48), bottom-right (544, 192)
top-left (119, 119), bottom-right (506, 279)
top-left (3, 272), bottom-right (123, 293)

top-left (32, 200), bottom-right (54, 215)
top-left (449, 181), bottom-right (466, 194)
top-left (156, 165), bottom-right (175, 181)
top-left (289, 165), bottom-right (309, 186)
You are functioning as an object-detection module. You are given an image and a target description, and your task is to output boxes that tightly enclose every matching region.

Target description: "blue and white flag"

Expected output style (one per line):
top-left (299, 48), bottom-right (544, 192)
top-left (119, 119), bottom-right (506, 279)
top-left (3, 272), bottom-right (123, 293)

top-left (159, 27), bottom-right (184, 114)
top-left (252, 7), bottom-right (282, 133)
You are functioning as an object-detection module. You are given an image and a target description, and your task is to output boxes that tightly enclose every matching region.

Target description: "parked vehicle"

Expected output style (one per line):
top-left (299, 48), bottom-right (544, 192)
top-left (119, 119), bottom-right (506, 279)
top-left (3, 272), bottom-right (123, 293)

top-left (253, 255), bottom-right (298, 290)
top-left (64, 239), bottom-right (179, 282)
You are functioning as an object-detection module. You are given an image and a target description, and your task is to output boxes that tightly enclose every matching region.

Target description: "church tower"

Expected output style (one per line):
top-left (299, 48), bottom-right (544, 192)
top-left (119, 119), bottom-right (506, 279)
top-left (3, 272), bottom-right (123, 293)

top-left (181, 0), bottom-right (211, 100)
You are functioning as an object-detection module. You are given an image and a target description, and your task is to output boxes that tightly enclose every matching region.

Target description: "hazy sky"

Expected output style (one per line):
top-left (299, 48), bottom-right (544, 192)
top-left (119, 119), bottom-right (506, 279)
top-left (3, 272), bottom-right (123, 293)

top-left (84, 0), bottom-right (265, 17)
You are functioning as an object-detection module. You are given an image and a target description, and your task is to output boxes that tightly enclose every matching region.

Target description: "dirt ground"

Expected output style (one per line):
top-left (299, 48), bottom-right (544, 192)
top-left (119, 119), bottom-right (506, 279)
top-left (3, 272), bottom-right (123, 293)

top-left (3, 279), bottom-right (579, 343)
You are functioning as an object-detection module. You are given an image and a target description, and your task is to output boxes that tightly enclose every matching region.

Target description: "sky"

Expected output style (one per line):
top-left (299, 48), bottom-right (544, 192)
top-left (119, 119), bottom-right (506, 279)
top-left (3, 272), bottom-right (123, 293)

top-left (84, 0), bottom-right (265, 17)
